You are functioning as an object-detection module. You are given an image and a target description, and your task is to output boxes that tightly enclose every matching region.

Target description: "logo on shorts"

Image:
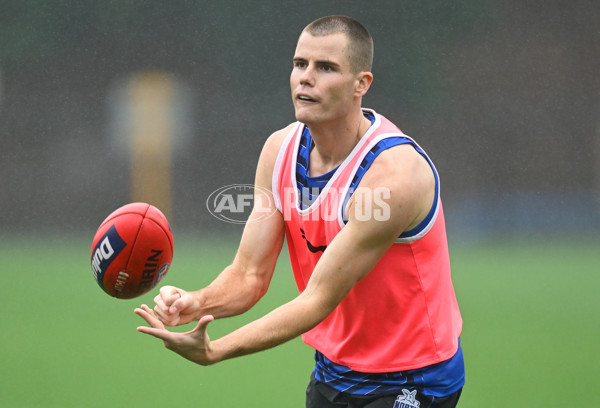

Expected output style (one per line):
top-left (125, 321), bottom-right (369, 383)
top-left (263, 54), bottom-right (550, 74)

top-left (393, 389), bottom-right (420, 408)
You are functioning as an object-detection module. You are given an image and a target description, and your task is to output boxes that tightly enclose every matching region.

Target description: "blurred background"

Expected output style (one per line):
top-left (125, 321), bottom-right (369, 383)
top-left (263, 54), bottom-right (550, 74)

top-left (1, 1), bottom-right (599, 407)
top-left (1, 0), bottom-right (598, 239)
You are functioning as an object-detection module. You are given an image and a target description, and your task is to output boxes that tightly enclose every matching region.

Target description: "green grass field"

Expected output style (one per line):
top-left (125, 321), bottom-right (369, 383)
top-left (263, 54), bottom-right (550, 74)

top-left (1, 234), bottom-right (598, 407)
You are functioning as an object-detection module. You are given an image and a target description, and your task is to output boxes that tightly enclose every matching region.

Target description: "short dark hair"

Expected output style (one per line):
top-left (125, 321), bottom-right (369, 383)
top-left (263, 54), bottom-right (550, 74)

top-left (304, 15), bottom-right (373, 73)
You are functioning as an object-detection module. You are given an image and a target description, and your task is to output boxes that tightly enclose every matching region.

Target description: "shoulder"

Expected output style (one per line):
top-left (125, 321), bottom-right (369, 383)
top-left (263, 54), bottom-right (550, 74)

top-left (362, 143), bottom-right (433, 189)
top-left (259, 123), bottom-right (297, 165)
top-left (367, 143), bottom-right (433, 184)
top-left (254, 123), bottom-right (298, 188)
top-left (349, 142), bottom-right (435, 234)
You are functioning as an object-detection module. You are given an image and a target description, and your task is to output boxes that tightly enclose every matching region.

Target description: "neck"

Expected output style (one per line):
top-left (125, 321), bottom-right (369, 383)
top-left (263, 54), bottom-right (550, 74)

top-left (307, 110), bottom-right (371, 176)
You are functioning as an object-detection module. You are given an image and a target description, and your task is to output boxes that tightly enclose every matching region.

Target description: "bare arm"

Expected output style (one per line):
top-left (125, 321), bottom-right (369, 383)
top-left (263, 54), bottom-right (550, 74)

top-left (148, 126), bottom-right (290, 326)
top-left (136, 143), bottom-right (435, 365)
top-left (209, 144), bottom-right (435, 360)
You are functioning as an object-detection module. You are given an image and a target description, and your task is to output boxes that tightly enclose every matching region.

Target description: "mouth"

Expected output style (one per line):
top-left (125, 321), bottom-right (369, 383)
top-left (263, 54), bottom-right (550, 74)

top-left (297, 93), bottom-right (317, 103)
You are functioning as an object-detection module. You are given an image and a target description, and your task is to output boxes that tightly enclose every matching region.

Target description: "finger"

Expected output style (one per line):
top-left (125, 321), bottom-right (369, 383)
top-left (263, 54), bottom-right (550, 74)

top-left (152, 298), bottom-right (173, 324)
top-left (199, 314), bottom-right (215, 327)
top-left (153, 292), bottom-right (167, 311)
top-left (159, 285), bottom-right (177, 296)
top-left (153, 288), bottom-right (182, 325)
top-left (136, 325), bottom-right (171, 341)
top-left (154, 311), bottom-right (180, 327)
top-left (190, 315), bottom-right (214, 335)
top-left (134, 305), bottom-right (154, 324)
top-left (168, 292), bottom-right (183, 314)
top-left (134, 304), bottom-right (166, 329)
top-left (171, 290), bottom-right (201, 314)
top-left (154, 287), bottom-right (176, 313)
top-left (160, 286), bottom-right (182, 308)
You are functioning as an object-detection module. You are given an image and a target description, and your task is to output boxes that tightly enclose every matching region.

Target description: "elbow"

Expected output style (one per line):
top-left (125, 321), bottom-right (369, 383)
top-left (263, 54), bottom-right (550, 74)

top-left (253, 270), bottom-right (273, 301)
top-left (237, 267), bottom-right (274, 311)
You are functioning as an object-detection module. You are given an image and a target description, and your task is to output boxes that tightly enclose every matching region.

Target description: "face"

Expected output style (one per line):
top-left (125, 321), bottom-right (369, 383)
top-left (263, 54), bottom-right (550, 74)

top-left (290, 32), bottom-right (366, 126)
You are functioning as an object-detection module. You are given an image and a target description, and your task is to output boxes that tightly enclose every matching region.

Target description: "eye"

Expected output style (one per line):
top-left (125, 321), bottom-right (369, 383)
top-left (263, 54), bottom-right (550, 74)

top-left (293, 60), bottom-right (307, 69)
top-left (318, 63), bottom-right (337, 73)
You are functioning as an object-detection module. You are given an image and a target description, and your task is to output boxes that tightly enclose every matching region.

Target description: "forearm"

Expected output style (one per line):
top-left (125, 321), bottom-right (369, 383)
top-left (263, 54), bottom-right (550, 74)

top-left (194, 200), bottom-right (284, 321)
top-left (209, 290), bottom-right (328, 362)
top-left (194, 263), bottom-right (271, 320)
top-left (207, 222), bottom-right (396, 364)
top-left (138, 216), bottom-right (396, 366)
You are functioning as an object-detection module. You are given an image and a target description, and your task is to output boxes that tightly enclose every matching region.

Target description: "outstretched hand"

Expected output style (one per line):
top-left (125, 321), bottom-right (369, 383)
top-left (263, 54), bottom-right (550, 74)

top-left (134, 304), bottom-right (217, 365)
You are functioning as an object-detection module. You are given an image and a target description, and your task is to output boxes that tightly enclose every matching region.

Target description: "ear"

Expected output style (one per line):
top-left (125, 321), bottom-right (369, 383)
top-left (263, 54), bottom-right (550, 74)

top-left (354, 71), bottom-right (373, 97)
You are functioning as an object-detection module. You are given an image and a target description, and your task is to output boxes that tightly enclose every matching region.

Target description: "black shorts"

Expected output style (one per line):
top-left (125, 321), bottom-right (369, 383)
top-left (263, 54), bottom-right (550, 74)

top-left (306, 373), bottom-right (462, 408)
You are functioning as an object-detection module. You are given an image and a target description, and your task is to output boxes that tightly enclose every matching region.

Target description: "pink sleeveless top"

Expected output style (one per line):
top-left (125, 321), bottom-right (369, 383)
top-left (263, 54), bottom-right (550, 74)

top-left (272, 109), bottom-right (462, 372)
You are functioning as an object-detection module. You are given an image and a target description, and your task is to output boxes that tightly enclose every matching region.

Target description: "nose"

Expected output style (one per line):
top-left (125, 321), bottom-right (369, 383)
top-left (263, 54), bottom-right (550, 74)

top-left (298, 64), bottom-right (315, 86)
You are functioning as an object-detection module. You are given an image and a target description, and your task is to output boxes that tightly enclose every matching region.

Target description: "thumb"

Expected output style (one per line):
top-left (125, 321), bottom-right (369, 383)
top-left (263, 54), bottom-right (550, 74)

top-left (192, 315), bottom-right (215, 335)
top-left (199, 314), bottom-right (214, 326)
top-left (169, 291), bottom-right (195, 314)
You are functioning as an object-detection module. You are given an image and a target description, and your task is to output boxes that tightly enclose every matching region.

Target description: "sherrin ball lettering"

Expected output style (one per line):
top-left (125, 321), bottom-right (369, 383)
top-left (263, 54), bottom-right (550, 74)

top-left (90, 202), bottom-right (174, 299)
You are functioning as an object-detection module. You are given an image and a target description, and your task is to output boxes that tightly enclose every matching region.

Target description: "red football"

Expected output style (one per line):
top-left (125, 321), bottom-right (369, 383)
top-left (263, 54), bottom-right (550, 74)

top-left (90, 202), bottom-right (174, 299)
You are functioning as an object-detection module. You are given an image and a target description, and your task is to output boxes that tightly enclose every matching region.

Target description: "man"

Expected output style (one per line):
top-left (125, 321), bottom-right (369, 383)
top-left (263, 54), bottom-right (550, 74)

top-left (135, 15), bottom-right (464, 408)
